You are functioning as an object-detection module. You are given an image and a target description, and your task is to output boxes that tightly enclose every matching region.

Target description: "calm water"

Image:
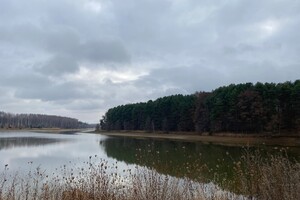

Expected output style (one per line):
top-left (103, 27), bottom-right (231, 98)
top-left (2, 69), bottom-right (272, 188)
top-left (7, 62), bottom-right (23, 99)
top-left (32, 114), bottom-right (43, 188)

top-left (0, 131), bottom-right (133, 175)
top-left (1, 131), bottom-right (299, 189)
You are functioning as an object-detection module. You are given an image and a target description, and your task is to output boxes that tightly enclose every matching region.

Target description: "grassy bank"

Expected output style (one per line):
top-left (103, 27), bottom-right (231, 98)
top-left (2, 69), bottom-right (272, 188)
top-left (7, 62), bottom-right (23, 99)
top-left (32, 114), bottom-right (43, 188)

top-left (97, 131), bottom-right (300, 147)
top-left (0, 151), bottom-right (299, 200)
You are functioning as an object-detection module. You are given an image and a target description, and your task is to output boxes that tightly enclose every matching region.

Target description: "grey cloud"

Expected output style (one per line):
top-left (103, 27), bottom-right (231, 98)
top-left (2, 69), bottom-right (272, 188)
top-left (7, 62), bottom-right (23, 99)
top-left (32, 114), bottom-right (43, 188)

top-left (80, 40), bottom-right (130, 63)
top-left (35, 39), bottom-right (130, 76)
top-left (43, 28), bottom-right (81, 56)
top-left (0, 70), bottom-right (90, 102)
top-left (0, 73), bottom-right (83, 101)
top-left (64, 100), bottom-right (105, 111)
top-left (241, 62), bottom-right (299, 83)
top-left (0, 0), bottom-right (299, 123)
top-left (0, 72), bottom-right (51, 89)
top-left (36, 55), bottom-right (78, 75)
top-left (0, 23), bottom-right (130, 64)
top-left (0, 5), bottom-right (130, 78)
top-left (135, 65), bottom-right (226, 94)
top-left (14, 81), bottom-right (88, 101)
top-left (0, 87), bottom-right (13, 104)
top-left (0, 23), bottom-right (43, 47)
top-left (43, 28), bottom-right (130, 64)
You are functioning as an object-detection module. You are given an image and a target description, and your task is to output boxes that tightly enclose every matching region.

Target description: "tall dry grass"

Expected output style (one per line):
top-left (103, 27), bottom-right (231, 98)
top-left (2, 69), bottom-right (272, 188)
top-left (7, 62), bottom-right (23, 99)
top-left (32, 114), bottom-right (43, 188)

top-left (0, 150), bottom-right (299, 200)
top-left (230, 149), bottom-right (300, 200)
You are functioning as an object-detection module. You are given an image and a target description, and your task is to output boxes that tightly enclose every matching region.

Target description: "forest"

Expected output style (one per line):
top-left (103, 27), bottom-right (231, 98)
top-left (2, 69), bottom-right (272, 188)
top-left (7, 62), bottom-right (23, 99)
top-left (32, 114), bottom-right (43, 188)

top-left (0, 112), bottom-right (89, 129)
top-left (100, 80), bottom-right (300, 134)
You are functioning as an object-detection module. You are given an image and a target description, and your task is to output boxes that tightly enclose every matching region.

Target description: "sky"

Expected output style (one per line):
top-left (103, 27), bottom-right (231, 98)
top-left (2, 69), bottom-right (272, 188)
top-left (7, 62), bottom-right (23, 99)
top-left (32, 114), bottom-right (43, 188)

top-left (0, 0), bottom-right (299, 123)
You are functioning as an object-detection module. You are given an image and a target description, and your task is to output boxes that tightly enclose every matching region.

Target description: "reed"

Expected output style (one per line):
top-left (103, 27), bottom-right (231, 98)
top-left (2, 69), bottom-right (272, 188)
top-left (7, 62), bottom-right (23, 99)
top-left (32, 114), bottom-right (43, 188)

top-left (0, 150), bottom-right (299, 200)
top-left (230, 149), bottom-right (300, 200)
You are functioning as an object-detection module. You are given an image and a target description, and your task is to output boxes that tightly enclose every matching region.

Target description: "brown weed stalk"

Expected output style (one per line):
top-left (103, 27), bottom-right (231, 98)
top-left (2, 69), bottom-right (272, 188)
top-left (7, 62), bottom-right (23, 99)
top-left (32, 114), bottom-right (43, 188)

top-left (0, 151), bottom-right (299, 200)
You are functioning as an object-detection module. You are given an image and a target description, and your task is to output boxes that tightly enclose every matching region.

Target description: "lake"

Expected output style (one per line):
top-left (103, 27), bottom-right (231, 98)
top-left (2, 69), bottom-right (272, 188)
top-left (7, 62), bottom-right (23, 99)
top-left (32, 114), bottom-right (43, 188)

top-left (1, 131), bottom-right (299, 193)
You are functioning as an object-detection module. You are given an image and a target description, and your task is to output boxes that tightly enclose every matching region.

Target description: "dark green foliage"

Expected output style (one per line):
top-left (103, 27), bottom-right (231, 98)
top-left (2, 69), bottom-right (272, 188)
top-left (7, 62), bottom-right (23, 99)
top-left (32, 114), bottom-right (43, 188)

top-left (194, 92), bottom-right (211, 134)
top-left (202, 80), bottom-right (300, 134)
top-left (101, 95), bottom-right (196, 132)
top-left (101, 80), bottom-right (300, 134)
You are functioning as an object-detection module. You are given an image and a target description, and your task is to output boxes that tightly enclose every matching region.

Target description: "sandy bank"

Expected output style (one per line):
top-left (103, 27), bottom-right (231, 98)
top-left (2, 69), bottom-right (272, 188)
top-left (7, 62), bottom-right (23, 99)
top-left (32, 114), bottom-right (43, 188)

top-left (97, 131), bottom-right (300, 147)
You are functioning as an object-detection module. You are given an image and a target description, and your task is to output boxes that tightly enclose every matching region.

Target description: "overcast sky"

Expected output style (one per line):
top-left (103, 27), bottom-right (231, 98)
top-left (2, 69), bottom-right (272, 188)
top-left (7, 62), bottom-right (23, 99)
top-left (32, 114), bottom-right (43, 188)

top-left (0, 0), bottom-right (299, 123)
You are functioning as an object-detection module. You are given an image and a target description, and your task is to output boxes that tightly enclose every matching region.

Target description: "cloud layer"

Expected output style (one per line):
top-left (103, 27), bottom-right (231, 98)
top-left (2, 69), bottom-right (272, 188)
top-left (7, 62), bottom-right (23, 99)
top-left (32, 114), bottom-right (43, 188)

top-left (0, 0), bottom-right (299, 123)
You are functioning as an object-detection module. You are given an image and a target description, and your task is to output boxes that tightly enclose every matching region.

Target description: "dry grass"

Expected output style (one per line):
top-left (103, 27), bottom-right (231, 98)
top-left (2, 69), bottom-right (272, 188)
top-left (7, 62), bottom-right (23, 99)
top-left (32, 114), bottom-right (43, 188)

top-left (0, 151), bottom-right (299, 200)
top-left (230, 149), bottom-right (300, 200)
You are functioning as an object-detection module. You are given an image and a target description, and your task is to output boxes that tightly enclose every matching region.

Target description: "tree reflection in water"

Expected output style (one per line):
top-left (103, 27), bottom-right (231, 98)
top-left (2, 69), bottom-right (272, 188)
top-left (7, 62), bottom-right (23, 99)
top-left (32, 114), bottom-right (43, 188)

top-left (99, 136), bottom-right (300, 192)
top-left (0, 137), bottom-right (63, 150)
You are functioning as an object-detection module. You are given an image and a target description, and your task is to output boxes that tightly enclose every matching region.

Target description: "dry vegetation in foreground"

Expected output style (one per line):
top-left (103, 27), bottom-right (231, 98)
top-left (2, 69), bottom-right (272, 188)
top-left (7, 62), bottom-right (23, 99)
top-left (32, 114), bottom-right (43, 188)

top-left (231, 150), bottom-right (300, 200)
top-left (0, 151), bottom-right (299, 200)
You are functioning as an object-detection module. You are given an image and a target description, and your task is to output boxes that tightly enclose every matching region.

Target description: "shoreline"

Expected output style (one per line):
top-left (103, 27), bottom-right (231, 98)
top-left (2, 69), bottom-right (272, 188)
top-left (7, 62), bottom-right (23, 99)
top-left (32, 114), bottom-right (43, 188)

top-left (97, 131), bottom-right (300, 147)
top-left (1, 128), bottom-right (299, 146)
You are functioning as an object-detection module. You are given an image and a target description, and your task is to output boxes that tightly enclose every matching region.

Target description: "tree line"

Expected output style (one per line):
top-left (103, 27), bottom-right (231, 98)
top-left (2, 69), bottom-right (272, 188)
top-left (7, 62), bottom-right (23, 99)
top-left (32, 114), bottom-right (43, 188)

top-left (100, 94), bottom-right (196, 132)
top-left (0, 112), bottom-right (89, 129)
top-left (100, 80), bottom-right (300, 134)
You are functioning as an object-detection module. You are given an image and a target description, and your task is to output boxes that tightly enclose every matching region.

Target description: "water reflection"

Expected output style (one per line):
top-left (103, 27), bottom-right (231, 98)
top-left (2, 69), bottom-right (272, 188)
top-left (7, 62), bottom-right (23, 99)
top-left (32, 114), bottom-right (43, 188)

top-left (1, 131), bottom-right (299, 193)
top-left (101, 137), bottom-right (236, 181)
top-left (0, 137), bottom-right (63, 150)
top-left (0, 132), bottom-right (109, 173)
top-left (100, 136), bottom-right (300, 190)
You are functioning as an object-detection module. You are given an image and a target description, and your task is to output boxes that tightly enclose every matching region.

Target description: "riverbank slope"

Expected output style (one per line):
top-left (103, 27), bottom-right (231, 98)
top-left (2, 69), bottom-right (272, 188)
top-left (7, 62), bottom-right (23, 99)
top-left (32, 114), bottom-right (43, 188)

top-left (97, 131), bottom-right (300, 146)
